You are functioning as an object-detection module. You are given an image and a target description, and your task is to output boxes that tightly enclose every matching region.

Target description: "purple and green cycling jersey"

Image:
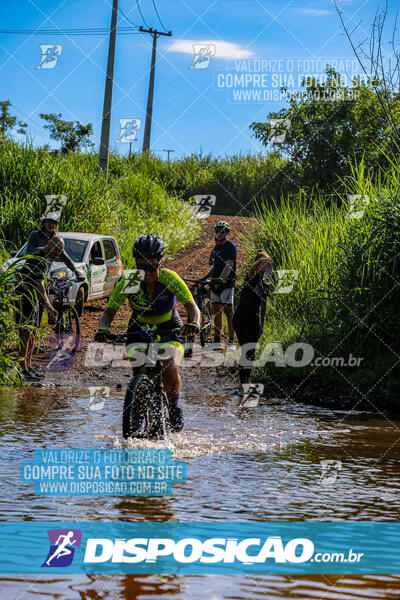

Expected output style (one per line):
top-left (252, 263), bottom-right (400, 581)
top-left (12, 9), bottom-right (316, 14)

top-left (107, 268), bottom-right (193, 326)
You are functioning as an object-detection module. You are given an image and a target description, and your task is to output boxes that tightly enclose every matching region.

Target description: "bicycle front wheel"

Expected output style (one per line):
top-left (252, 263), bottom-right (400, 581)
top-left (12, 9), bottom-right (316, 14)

top-left (123, 374), bottom-right (157, 439)
top-left (52, 305), bottom-right (81, 353)
top-left (200, 297), bottom-right (212, 347)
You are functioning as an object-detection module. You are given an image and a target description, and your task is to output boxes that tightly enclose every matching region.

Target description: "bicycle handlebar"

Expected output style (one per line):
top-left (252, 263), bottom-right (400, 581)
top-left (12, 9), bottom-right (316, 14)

top-left (102, 326), bottom-right (185, 345)
top-left (183, 278), bottom-right (211, 285)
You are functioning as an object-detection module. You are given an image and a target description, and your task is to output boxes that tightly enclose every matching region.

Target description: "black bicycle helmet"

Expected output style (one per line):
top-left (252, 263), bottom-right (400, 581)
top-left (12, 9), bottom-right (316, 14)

top-left (132, 234), bottom-right (165, 260)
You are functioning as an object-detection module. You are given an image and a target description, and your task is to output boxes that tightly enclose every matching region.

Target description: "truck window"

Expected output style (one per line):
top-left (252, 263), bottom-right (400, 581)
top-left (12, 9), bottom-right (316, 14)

top-left (103, 239), bottom-right (117, 260)
top-left (90, 241), bottom-right (103, 261)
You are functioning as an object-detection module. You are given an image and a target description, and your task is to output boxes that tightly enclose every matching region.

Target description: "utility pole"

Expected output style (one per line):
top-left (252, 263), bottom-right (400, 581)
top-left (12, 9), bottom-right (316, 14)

top-left (129, 139), bottom-right (138, 158)
top-left (140, 26), bottom-right (172, 154)
top-left (163, 148), bottom-right (174, 161)
top-left (98, 0), bottom-right (119, 172)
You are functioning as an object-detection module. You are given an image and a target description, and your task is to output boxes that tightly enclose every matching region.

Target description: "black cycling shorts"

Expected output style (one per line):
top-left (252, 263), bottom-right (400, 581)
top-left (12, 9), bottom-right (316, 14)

top-left (126, 310), bottom-right (184, 347)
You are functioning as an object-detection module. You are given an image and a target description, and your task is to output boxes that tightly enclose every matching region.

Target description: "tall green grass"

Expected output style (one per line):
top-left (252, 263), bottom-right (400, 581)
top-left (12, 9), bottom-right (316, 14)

top-left (242, 163), bottom-right (400, 400)
top-left (243, 193), bottom-right (346, 321)
top-left (0, 258), bottom-right (46, 385)
top-left (331, 161), bottom-right (400, 369)
top-left (109, 152), bottom-right (289, 216)
top-left (0, 140), bottom-right (200, 267)
top-left (0, 140), bottom-right (202, 384)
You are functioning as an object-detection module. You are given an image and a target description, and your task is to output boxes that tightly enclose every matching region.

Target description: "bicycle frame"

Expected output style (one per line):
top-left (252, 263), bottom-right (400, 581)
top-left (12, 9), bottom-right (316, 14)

top-left (49, 276), bottom-right (74, 310)
top-left (184, 279), bottom-right (212, 350)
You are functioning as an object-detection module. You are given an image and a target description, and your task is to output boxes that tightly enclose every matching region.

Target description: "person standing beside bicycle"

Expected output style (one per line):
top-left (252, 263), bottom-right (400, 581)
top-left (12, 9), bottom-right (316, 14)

top-left (94, 235), bottom-right (201, 432)
top-left (201, 221), bottom-right (237, 351)
top-left (25, 212), bottom-right (85, 283)
top-left (15, 236), bottom-right (65, 382)
top-left (233, 250), bottom-right (273, 386)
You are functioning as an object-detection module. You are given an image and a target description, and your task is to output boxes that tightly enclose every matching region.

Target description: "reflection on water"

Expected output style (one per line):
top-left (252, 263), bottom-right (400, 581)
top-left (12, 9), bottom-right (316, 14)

top-left (2, 573), bottom-right (400, 599)
top-left (1, 386), bottom-right (400, 598)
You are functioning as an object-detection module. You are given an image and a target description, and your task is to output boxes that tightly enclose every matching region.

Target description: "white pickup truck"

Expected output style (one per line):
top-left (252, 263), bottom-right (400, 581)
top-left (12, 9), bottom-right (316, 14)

top-left (2, 232), bottom-right (124, 315)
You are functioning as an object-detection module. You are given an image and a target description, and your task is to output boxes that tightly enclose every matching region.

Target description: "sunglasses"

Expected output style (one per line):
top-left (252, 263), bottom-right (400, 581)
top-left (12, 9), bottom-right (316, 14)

top-left (215, 228), bottom-right (228, 233)
top-left (136, 261), bottom-right (160, 272)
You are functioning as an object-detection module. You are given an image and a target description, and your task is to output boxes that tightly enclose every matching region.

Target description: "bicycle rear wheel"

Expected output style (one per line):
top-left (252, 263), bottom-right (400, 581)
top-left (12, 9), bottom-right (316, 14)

top-left (123, 374), bottom-right (164, 439)
top-left (200, 297), bottom-right (212, 347)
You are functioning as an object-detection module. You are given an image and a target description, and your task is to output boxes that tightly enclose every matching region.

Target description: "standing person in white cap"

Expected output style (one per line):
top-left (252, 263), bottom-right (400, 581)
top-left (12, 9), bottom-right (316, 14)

top-left (25, 212), bottom-right (84, 281)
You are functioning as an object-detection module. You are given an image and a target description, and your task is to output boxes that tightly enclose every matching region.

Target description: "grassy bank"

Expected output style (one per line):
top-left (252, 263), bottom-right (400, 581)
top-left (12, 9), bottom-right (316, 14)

top-left (0, 140), bottom-right (201, 267)
top-left (0, 141), bottom-right (202, 384)
top-left (241, 162), bottom-right (400, 404)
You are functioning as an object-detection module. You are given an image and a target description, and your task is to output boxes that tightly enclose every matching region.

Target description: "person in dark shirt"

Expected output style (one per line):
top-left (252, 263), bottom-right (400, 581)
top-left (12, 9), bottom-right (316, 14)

top-left (202, 221), bottom-right (237, 351)
top-left (16, 236), bottom-right (64, 382)
top-left (26, 212), bottom-right (84, 281)
top-left (233, 250), bottom-right (273, 385)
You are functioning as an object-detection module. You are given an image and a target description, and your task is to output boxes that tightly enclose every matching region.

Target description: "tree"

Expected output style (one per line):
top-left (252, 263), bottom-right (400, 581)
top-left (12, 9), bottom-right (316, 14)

top-left (0, 100), bottom-right (27, 139)
top-left (39, 113), bottom-right (94, 153)
top-left (336, 1), bottom-right (400, 146)
top-left (250, 68), bottom-right (400, 191)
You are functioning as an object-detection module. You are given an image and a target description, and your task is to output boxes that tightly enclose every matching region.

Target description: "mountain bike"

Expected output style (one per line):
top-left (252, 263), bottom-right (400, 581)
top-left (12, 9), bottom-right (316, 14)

top-left (48, 275), bottom-right (81, 353)
top-left (183, 279), bottom-right (212, 357)
top-left (105, 327), bottom-right (183, 440)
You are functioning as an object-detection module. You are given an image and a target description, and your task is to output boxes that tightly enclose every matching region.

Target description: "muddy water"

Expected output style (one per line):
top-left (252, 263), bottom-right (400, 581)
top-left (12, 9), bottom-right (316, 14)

top-left (1, 385), bottom-right (400, 599)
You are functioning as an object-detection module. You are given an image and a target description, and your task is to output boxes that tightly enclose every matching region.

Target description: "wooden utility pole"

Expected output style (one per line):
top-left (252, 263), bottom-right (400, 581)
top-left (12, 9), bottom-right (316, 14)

top-left (163, 148), bottom-right (174, 161)
top-left (140, 26), bottom-right (172, 154)
top-left (98, 0), bottom-right (119, 172)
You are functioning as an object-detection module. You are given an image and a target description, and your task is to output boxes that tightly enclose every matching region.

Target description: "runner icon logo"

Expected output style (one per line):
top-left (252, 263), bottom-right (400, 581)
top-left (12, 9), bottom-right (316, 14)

top-left (41, 529), bottom-right (82, 567)
top-left (190, 43), bottom-right (216, 69)
top-left (116, 118), bottom-right (142, 143)
top-left (37, 45), bottom-right (62, 69)
top-left (320, 460), bottom-right (342, 485)
top-left (45, 194), bottom-right (67, 219)
top-left (191, 195), bottom-right (216, 218)
top-left (88, 387), bottom-right (110, 411)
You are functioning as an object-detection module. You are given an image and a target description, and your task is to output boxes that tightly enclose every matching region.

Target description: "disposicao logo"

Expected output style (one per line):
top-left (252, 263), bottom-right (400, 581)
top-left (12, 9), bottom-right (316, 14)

top-left (83, 536), bottom-right (314, 565)
top-left (42, 529), bottom-right (82, 567)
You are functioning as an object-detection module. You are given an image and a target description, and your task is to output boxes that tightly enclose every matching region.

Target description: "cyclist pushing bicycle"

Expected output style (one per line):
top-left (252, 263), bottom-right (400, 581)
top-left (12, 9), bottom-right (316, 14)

top-left (94, 234), bottom-right (200, 432)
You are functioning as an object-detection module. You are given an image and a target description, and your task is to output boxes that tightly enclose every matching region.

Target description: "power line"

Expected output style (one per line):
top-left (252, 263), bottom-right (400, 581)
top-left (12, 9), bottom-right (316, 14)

top-left (152, 0), bottom-right (168, 32)
top-left (118, 6), bottom-right (140, 28)
top-left (136, 0), bottom-right (150, 29)
top-left (0, 27), bottom-right (140, 35)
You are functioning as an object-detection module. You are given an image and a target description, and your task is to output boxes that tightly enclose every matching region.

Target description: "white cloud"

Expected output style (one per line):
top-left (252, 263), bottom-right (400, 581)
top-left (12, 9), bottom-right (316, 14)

top-left (299, 8), bottom-right (333, 16)
top-left (168, 39), bottom-right (254, 60)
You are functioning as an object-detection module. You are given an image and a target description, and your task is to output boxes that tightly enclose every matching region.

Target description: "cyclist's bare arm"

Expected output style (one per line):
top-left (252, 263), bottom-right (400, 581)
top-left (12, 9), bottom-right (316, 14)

top-left (32, 278), bottom-right (57, 318)
top-left (184, 300), bottom-right (200, 326)
top-left (99, 307), bottom-right (118, 329)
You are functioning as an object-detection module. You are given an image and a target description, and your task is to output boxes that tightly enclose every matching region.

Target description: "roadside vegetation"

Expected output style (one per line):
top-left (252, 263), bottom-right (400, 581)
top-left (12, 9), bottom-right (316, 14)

top-left (240, 165), bottom-right (400, 401)
top-left (0, 139), bottom-right (200, 384)
top-left (238, 43), bottom-right (400, 402)
top-left (0, 139), bottom-right (200, 263)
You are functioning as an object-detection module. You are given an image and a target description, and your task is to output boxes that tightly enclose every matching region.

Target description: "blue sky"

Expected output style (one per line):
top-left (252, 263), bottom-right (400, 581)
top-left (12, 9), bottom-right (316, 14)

top-left (0, 0), bottom-right (394, 158)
